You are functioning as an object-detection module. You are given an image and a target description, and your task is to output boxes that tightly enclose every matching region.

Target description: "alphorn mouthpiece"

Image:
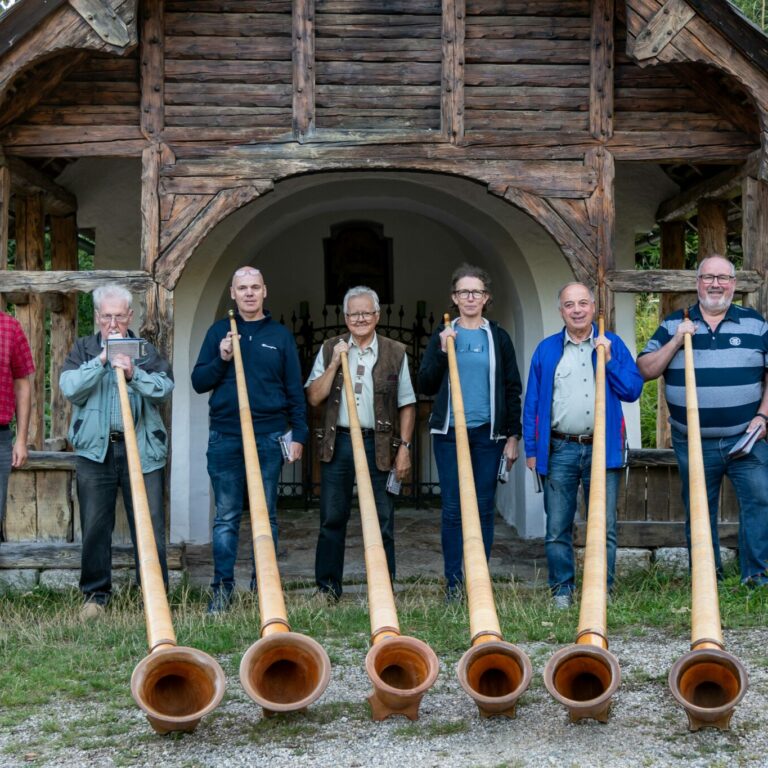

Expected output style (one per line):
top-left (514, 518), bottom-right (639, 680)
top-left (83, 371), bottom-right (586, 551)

top-left (443, 312), bottom-right (451, 327)
top-left (228, 309), bottom-right (235, 318)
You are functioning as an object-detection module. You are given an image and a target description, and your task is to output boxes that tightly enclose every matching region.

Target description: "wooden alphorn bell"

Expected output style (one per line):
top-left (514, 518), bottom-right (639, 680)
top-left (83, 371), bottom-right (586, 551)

top-left (443, 314), bottom-right (532, 718)
top-left (118, 368), bottom-right (226, 734)
top-left (667, 309), bottom-right (747, 730)
top-left (543, 315), bottom-right (621, 723)
top-left (228, 311), bottom-right (331, 715)
top-left (339, 350), bottom-right (439, 720)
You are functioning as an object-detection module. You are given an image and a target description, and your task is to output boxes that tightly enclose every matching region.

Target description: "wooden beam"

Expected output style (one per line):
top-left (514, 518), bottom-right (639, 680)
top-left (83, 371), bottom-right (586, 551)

top-left (697, 198), bottom-right (728, 258)
top-left (49, 215), bottom-right (79, 442)
top-left (441, 0), bottom-right (465, 143)
top-left (656, 151), bottom-right (759, 222)
top-left (741, 176), bottom-right (768, 315)
top-left (14, 195), bottom-right (46, 450)
top-left (292, 0), bottom-right (315, 141)
top-left (141, 143), bottom-right (161, 272)
top-left (590, 0), bottom-right (614, 140)
top-left (139, 0), bottom-right (164, 141)
top-left (630, 0), bottom-right (695, 61)
top-left (657, 220), bottom-right (687, 449)
top-left (575, 521), bottom-right (738, 548)
top-left (606, 268), bottom-right (762, 293)
top-left (587, 146), bottom-right (615, 324)
top-left (0, 270), bottom-right (153, 293)
top-left (3, 156), bottom-right (77, 216)
top-left (0, 165), bottom-right (8, 313)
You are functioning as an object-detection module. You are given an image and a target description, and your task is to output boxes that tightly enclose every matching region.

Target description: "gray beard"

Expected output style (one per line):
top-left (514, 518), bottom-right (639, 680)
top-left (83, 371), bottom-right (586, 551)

top-left (699, 294), bottom-right (730, 313)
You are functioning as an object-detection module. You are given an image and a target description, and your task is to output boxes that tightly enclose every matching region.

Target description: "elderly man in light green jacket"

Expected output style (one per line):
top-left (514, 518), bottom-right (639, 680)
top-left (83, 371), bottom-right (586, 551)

top-left (60, 284), bottom-right (173, 619)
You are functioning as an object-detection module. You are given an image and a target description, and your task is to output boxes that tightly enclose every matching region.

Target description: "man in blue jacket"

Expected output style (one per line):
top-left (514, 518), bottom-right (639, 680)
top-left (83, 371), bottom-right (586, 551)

top-left (60, 284), bottom-right (174, 619)
top-left (523, 282), bottom-right (643, 608)
top-left (192, 267), bottom-right (308, 613)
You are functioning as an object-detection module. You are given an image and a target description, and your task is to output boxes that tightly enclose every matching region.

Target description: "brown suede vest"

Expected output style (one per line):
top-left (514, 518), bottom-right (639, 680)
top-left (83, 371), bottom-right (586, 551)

top-left (316, 334), bottom-right (407, 471)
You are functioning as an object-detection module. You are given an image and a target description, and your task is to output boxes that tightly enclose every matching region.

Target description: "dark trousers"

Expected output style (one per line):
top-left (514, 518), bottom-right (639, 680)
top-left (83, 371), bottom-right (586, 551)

top-left (315, 431), bottom-right (395, 598)
top-left (0, 429), bottom-right (10, 527)
top-left (76, 442), bottom-right (167, 604)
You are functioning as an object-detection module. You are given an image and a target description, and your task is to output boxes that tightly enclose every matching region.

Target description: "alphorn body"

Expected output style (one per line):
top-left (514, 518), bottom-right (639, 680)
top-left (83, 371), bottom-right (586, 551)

top-left (117, 367), bottom-right (226, 734)
top-left (339, 350), bottom-right (439, 720)
top-left (543, 315), bottom-right (621, 723)
top-left (228, 311), bottom-right (331, 715)
top-left (443, 314), bottom-right (532, 718)
top-left (667, 313), bottom-right (747, 730)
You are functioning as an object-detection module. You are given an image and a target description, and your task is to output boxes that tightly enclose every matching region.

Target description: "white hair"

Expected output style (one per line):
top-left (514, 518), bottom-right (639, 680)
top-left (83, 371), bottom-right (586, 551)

top-left (343, 286), bottom-right (380, 314)
top-left (93, 284), bottom-right (133, 312)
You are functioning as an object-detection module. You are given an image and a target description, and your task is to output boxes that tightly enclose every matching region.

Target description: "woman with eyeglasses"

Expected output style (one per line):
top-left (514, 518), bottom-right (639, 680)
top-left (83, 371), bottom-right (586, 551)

top-left (418, 264), bottom-right (522, 600)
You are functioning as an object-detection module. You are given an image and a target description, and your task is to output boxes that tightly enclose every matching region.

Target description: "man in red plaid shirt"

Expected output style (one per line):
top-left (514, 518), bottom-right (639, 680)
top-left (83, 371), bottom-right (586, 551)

top-left (0, 310), bottom-right (34, 532)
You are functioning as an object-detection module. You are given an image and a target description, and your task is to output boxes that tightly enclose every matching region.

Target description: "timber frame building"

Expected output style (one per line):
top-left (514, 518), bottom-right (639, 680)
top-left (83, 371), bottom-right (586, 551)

top-left (1, 0), bottom-right (768, 563)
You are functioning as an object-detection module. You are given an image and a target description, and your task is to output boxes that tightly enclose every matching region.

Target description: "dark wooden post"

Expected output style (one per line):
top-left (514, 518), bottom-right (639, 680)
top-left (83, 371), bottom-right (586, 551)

top-left (293, 0), bottom-right (315, 141)
top-left (697, 199), bottom-right (728, 258)
top-left (742, 176), bottom-right (768, 316)
top-left (656, 221), bottom-right (687, 448)
top-left (14, 194), bottom-right (45, 449)
top-left (590, 0), bottom-right (614, 141)
top-left (442, 0), bottom-right (465, 143)
top-left (0, 163), bottom-right (9, 312)
top-left (587, 147), bottom-right (615, 327)
top-left (49, 214), bottom-right (78, 445)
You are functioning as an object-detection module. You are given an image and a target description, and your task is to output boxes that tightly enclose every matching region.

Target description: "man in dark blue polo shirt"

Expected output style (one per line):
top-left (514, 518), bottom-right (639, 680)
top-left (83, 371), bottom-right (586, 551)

top-left (638, 254), bottom-right (768, 586)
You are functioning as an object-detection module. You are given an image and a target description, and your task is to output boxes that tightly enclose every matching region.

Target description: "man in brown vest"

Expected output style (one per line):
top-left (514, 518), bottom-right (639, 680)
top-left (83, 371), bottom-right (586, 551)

top-left (306, 286), bottom-right (416, 601)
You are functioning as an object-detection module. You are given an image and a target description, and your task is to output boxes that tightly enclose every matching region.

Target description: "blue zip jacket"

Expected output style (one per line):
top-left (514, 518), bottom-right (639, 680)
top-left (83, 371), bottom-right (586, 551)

top-left (523, 324), bottom-right (643, 475)
top-left (191, 311), bottom-right (308, 443)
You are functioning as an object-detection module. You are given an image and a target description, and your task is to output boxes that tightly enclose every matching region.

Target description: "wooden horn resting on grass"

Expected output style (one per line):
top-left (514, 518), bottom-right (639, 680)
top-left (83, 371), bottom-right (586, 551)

top-left (543, 315), bottom-right (621, 723)
top-left (667, 311), bottom-right (747, 731)
top-left (118, 368), bottom-right (226, 734)
top-left (443, 314), bottom-right (533, 718)
top-left (339, 350), bottom-right (439, 720)
top-left (228, 311), bottom-right (331, 715)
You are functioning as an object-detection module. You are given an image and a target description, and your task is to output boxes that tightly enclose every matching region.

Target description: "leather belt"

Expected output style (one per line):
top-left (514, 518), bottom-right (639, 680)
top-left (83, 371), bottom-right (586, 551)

top-left (337, 426), bottom-right (374, 437)
top-left (0, 424), bottom-right (9, 431)
top-left (109, 432), bottom-right (125, 443)
top-left (551, 430), bottom-right (593, 445)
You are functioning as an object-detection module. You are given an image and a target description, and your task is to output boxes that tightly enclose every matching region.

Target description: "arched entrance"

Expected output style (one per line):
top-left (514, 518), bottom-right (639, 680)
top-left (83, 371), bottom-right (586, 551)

top-left (168, 168), bottom-right (653, 546)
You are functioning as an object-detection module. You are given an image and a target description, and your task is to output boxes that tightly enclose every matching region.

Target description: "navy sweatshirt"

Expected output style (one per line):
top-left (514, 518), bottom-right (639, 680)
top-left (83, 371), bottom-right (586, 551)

top-left (191, 312), bottom-right (308, 443)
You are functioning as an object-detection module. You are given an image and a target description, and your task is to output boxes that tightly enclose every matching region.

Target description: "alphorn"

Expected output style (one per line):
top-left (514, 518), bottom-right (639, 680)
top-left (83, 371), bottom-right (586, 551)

top-left (116, 367), bottom-right (226, 734)
top-left (543, 315), bottom-right (621, 723)
top-left (228, 311), bottom-right (331, 715)
top-left (339, 350), bottom-right (439, 720)
top-left (443, 314), bottom-right (533, 718)
top-left (667, 311), bottom-right (747, 730)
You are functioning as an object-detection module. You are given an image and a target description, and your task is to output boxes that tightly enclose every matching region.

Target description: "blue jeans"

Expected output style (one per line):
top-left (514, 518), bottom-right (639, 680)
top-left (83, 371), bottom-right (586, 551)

top-left (0, 429), bottom-right (10, 527)
top-left (543, 437), bottom-right (619, 597)
top-left (672, 428), bottom-right (768, 584)
top-left (76, 444), bottom-right (168, 604)
top-left (433, 426), bottom-right (504, 592)
top-left (207, 429), bottom-right (283, 594)
top-left (315, 431), bottom-right (395, 598)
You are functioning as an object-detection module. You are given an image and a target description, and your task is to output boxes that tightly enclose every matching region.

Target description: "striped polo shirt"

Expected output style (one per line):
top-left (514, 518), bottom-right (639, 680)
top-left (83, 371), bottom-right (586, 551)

top-left (640, 303), bottom-right (768, 437)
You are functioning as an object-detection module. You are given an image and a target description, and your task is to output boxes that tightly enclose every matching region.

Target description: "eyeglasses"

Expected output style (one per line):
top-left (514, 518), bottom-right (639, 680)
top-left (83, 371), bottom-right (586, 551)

top-left (453, 289), bottom-right (487, 300)
top-left (234, 267), bottom-right (261, 277)
top-left (345, 311), bottom-right (377, 321)
top-left (698, 274), bottom-right (735, 285)
top-left (98, 313), bottom-right (130, 324)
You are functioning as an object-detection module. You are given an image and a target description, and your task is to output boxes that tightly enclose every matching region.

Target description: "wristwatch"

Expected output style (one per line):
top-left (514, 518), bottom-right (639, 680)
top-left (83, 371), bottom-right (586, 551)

top-left (400, 440), bottom-right (412, 450)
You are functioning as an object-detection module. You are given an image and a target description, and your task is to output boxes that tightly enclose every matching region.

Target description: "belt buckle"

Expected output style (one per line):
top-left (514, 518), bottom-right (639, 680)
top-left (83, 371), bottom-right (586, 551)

top-left (578, 434), bottom-right (589, 444)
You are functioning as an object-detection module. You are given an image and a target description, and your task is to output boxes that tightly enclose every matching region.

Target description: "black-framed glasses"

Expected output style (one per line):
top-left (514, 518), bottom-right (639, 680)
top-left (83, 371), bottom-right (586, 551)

top-left (345, 311), bottom-right (377, 321)
top-left (453, 289), bottom-right (487, 300)
top-left (698, 274), bottom-right (735, 285)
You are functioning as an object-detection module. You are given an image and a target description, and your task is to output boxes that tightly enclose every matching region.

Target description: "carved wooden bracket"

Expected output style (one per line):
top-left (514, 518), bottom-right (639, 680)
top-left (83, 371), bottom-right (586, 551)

top-left (68, 0), bottom-right (131, 47)
top-left (630, 0), bottom-right (695, 61)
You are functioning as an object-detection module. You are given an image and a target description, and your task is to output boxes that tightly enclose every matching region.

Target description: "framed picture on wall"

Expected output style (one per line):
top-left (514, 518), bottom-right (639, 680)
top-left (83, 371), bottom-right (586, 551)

top-left (323, 221), bottom-right (394, 306)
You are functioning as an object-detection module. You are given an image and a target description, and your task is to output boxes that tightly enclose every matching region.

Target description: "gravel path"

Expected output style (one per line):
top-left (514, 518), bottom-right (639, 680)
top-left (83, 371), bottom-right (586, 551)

top-left (3, 627), bottom-right (767, 768)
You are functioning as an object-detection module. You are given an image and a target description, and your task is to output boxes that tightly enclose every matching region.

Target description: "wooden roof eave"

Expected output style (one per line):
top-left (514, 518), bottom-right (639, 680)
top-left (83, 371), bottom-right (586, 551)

top-left (0, 0), bottom-right (138, 112)
top-left (625, 0), bottom-right (768, 179)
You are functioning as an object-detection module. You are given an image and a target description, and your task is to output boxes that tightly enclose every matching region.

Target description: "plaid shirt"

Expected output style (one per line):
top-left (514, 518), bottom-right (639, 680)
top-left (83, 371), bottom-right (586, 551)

top-left (0, 312), bottom-right (35, 424)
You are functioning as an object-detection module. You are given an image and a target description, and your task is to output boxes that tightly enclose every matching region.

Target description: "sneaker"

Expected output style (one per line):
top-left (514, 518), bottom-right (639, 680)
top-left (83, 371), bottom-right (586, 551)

top-left (552, 593), bottom-right (573, 610)
top-left (207, 590), bottom-right (234, 615)
top-left (80, 601), bottom-right (105, 620)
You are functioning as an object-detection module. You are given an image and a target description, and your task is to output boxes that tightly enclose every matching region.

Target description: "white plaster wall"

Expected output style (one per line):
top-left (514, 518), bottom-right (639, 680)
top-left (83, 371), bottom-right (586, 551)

top-left (53, 159), bottom-right (679, 544)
